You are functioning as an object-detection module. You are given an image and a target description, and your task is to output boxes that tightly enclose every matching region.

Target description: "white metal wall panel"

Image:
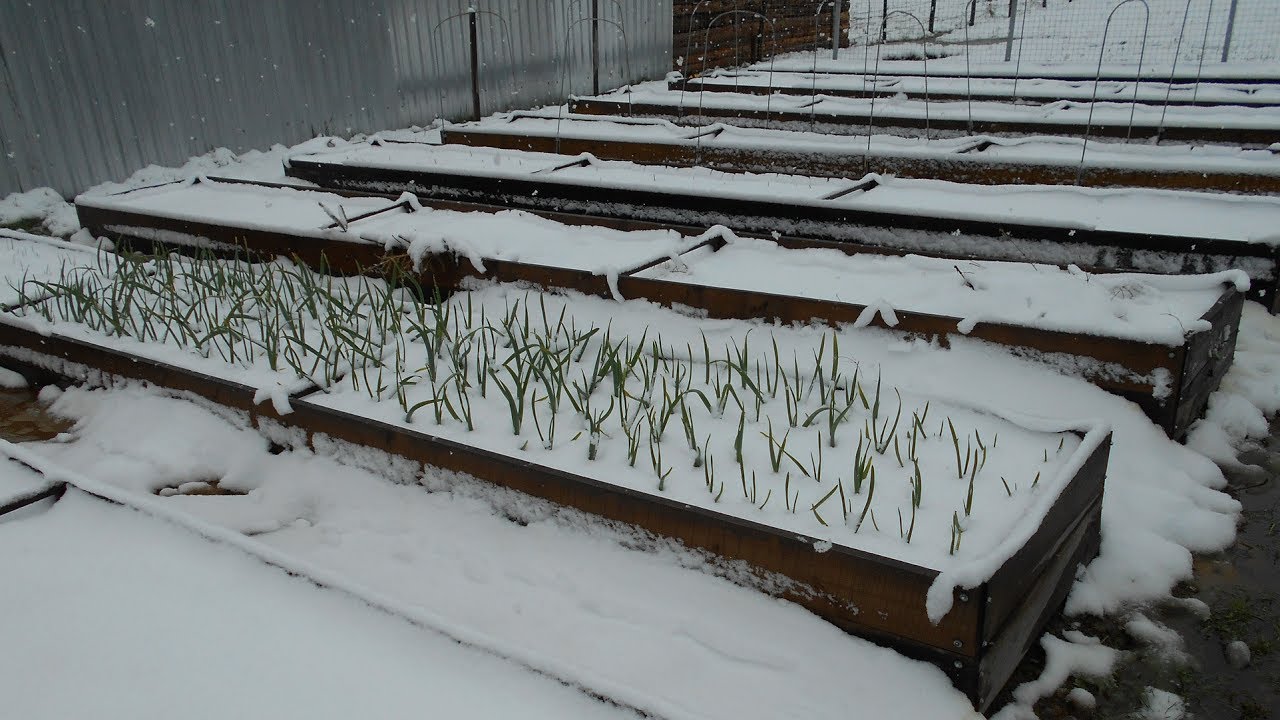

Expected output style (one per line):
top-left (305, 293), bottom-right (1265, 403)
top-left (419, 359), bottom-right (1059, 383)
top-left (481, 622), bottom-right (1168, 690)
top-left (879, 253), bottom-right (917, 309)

top-left (0, 0), bottom-right (672, 197)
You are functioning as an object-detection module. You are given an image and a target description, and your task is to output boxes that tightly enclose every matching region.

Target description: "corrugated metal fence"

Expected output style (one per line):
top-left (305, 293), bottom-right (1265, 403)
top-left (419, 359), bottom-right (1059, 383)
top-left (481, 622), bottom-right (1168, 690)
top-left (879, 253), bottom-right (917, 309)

top-left (0, 0), bottom-right (672, 198)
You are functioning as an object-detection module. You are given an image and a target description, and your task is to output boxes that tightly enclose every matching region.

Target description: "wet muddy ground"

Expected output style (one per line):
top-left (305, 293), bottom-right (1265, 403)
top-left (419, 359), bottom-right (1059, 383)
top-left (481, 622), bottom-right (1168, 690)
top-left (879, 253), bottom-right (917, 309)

top-left (3, 383), bottom-right (1277, 717)
top-left (1012, 421), bottom-right (1280, 719)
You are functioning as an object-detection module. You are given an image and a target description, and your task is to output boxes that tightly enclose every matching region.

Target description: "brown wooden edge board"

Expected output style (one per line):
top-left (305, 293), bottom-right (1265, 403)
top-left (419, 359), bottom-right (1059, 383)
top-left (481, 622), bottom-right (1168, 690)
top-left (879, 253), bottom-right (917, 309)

top-left (73, 197), bottom-right (1240, 439)
top-left (441, 126), bottom-right (1280, 194)
top-left (280, 157), bottom-right (1280, 312)
top-left (568, 98), bottom-right (1280, 146)
top-left (0, 480), bottom-right (68, 517)
top-left (668, 78), bottom-right (1280, 109)
top-left (0, 316), bottom-right (1110, 712)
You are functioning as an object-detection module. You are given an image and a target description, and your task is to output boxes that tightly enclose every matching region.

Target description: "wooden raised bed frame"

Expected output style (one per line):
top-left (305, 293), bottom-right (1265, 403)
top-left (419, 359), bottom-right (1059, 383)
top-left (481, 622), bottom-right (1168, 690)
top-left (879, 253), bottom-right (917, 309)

top-left (668, 76), bottom-right (1280, 109)
top-left (440, 121), bottom-right (1280, 194)
top-left (567, 97), bottom-right (1280, 146)
top-left (278, 153), bottom-right (1280, 312)
top-left (76, 182), bottom-right (1243, 440)
top-left (0, 309), bottom-right (1109, 713)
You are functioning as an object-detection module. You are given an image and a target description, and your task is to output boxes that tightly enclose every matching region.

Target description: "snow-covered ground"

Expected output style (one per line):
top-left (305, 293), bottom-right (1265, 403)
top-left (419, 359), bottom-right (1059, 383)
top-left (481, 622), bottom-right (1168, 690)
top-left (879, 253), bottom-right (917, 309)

top-left (801, 0), bottom-right (1280, 70)
top-left (0, 460), bottom-right (646, 720)
top-left (5, 4), bottom-right (1280, 709)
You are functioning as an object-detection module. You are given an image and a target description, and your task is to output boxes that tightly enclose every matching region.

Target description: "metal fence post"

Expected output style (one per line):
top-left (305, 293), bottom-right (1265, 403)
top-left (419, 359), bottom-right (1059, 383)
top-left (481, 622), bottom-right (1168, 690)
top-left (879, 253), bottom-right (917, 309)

top-left (1004, 0), bottom-right (1019, 62)
top-left (468, 8), bottom-right (482, 120)
top-left (832, 0), bottom-right (842, 59)
top-left (592, 0), bottom-right (601, 95)
top-left (1221, 0), bottom-right (1240, 62)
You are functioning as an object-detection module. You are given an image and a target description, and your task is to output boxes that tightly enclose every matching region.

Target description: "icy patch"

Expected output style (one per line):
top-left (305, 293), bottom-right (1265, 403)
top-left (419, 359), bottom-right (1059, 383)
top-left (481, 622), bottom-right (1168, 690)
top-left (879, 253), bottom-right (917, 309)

top-left (1138, 687), bottom-right (1187, 720)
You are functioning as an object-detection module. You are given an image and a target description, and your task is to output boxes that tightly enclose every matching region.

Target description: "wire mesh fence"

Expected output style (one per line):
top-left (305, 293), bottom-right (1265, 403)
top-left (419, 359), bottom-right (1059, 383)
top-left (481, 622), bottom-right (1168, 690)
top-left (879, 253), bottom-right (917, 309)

top-left (842, 0), bottom-right (1280, 68)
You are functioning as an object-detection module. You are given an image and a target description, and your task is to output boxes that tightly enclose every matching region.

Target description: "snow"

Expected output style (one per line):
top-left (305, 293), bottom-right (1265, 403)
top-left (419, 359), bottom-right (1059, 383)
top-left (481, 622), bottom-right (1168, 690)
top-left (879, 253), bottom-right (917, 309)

top-left (1066, 687), bottom-right (1097, 711)
top-left (995, 632), bottom-right (1121, 718)
top-left (0, 483), bottom-right (642, 719)
top-left (79, 179), bottom-right (705, 275)
top-left (469, 111), bottom-right (1280, 179)
top-left (1138, 687), bottom-right (1187, 720)
top-left (599, 81), bottom-right (1280, 133)
top-left (0, 230), bottom-right (117, 308)
top-left (5, 17), bottom-right (1280, 711)
top-left (8, 395), bottom-right (979, 720)
top-left (0, 187), bottom-right (78, 237)
top-left (0, 365), bottom-right (27, 389)
top-left (6, 228), bottom-right (1268, 713)
top-left (79, 177), bottom-right (397, 233)
top-left (681, 69), bottom-right (1280, 106)
top-left (294, 136), bottom-right (1280, 245)
top-left (637, 237), bottom-right (1238, 344)
top-left (1124, 612), bottom-right (1189, 664)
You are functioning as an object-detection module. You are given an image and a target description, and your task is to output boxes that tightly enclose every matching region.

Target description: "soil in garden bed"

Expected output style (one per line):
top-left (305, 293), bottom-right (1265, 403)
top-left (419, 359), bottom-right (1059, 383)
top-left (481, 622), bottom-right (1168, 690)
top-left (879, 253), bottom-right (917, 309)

top-left (1003, 418), bottom-right (1280, 719)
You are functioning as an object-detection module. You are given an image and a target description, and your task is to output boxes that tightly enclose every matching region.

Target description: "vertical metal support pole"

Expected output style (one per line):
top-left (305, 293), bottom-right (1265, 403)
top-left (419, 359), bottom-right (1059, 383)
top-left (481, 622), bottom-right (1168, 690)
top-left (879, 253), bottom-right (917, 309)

top-left (468, 9), bottom-right (481, 120)
top-left (880, 0), bottom-right (889, 41)
top-left (1221, 0), bottom-right (1240, 62)
top-left (1004, 0), bottom-right (1018, 61)
top-left (832, 0), bottom-right (843, 59)
top-left (929, 0), bottom-right (938, 32)
top-left (591, 0), bottom-right (601, 95)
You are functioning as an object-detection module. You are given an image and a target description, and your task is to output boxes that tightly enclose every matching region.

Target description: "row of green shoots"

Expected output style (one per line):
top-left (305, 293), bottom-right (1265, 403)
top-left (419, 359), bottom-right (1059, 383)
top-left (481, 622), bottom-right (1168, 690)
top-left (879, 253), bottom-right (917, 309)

top-left (8, 251), bottom-right (1069, 555)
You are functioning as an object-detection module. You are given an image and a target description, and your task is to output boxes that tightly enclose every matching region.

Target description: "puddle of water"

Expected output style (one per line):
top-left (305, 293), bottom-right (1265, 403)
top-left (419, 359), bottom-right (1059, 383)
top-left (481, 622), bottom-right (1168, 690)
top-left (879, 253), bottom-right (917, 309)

top-left (0, 388), bottom-right (72, 442)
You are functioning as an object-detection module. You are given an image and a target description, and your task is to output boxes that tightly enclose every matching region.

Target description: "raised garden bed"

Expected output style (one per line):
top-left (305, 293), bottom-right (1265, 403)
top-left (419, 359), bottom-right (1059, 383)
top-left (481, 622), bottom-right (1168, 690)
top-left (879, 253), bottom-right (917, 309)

top-left (72, 181), bottom-right (1243, 438)
top-left (0, 246), bottom-right (1112, 712)
top-left (670, 71), bottom-right (1280, 109)
top-left (280, 141), bottom-right (1280, 311)
top-left (440, 114), bottom-right (1280, 193)
top-left (567, 88), bottom-right (1280, 146)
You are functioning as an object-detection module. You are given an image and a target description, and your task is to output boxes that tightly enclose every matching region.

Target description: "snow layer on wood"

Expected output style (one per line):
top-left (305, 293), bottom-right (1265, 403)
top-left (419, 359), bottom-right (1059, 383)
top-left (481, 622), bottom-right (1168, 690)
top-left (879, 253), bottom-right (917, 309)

top-left (683, 70), bottom-right (1280, 107)
top-left (76, 179), bottom-right (396, 238)
top-left (463, 113), bottom-right (1280, 176)
top-left (613, 81), bottom-right (1280, 130)
top-left (0, 489), bottom-right (637, 719)
top-left (297, 282), bottom-right (1100, 578)
top-left (78, 179), bottom-right (705, 275)
top-left (308, 140), bottom-right (1280, 244)
top-left (351, 206), bottom-right (703, 275)
top-left (639, 239), bottom-right (1237, 344)
top-left (24, 385), bottom-right (977, 720)
top-left (300, 140), bottom-right (845, 201)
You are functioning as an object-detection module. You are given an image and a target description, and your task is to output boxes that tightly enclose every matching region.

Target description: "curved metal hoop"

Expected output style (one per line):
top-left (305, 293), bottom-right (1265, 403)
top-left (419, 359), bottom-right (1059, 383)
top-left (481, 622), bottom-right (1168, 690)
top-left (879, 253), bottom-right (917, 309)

top-left (863, 9), bottom-right (932, 174)
top-left (428, 9), bottom-right (519, 125)
top-left (695, 11), bottom-right (779, 132)
top-left (555, 16), bottom-right (633, 155)
top-left (1078, 0), bottom-right (1151, 185)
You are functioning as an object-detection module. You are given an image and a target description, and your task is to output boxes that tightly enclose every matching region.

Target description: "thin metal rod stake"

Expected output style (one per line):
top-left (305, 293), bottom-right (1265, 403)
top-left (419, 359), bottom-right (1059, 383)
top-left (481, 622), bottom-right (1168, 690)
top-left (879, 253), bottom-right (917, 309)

top-left (592, 0), bottom-right (601, 96)
top-left (1079, 0), bottom-right (1150, 185)
top-left (1221, 0), bottom-right (1240, 63)
top-left (1004, 0), bottom-right (1019, 62)
top-left (469, 9), bottom-right (481, 121)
